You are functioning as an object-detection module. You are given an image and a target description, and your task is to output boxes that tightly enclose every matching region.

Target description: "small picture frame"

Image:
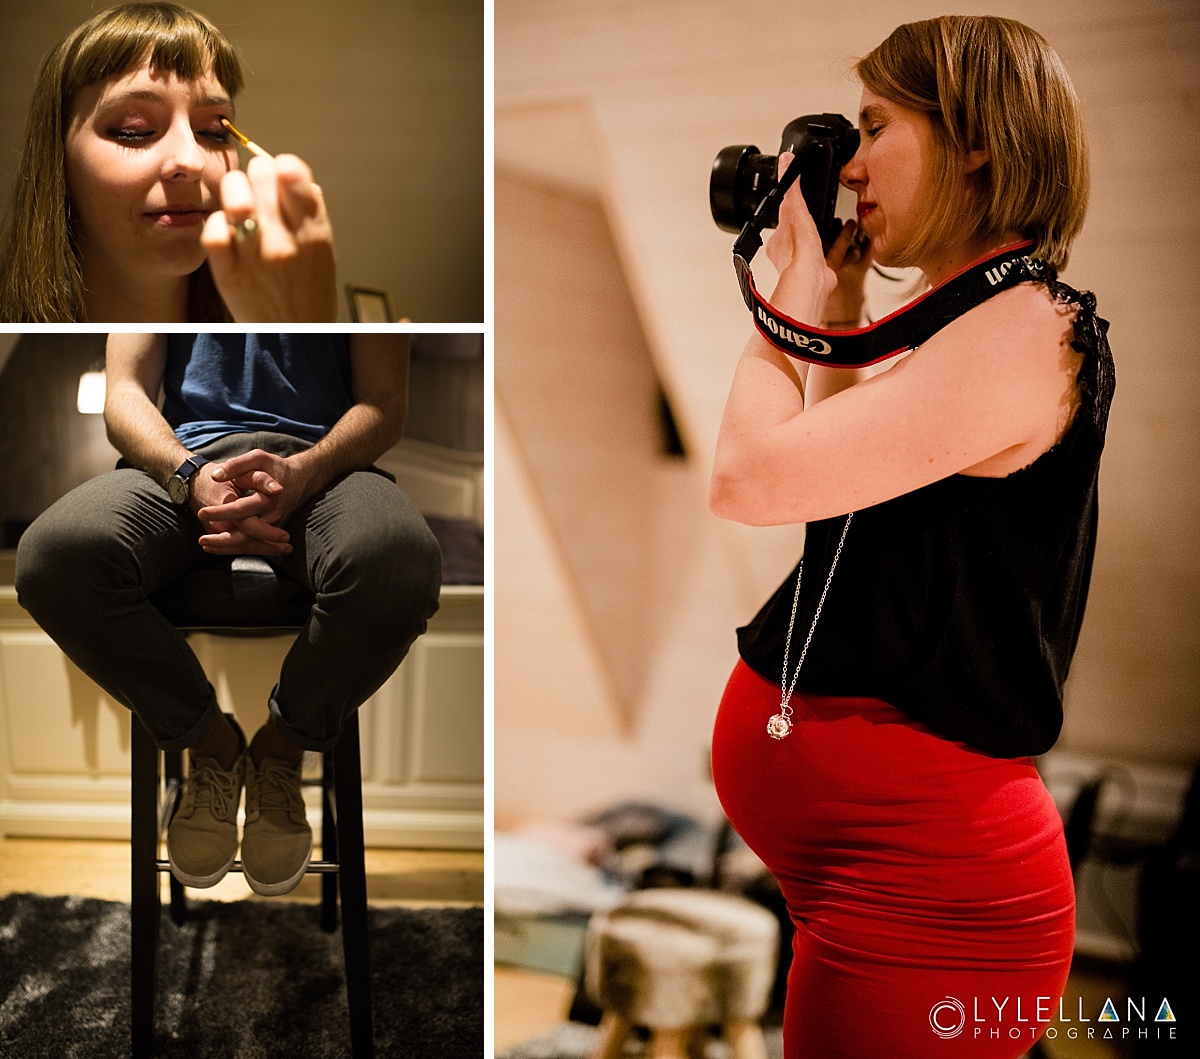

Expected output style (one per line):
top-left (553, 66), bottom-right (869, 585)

top-left (346, 285), bottom-right (395, 323)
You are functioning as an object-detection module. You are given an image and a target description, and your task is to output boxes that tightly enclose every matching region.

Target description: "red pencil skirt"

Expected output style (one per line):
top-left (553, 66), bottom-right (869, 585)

top-left (711, 661), bottom-right (1075, 1059)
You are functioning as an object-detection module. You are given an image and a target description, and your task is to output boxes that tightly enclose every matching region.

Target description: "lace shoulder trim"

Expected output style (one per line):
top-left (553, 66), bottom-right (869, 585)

top-left (1034, 264), bottom-right (1115, 432)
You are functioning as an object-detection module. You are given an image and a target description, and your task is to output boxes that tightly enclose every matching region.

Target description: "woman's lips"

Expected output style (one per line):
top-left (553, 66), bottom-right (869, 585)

top-left (856, 202), bottom-right (877, 220)
top-left (145, 209), bottom-right (207, 228)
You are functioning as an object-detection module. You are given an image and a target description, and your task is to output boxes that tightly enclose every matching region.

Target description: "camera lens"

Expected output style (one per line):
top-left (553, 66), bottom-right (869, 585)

top-left (710, 116), bottom-right (860, 240)
top-left (709, 145), bottom-right (779, 233)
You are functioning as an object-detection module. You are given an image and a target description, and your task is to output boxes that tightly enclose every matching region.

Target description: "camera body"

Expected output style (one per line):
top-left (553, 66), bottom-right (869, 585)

top-left (710, 114), bottom-right (859, 249)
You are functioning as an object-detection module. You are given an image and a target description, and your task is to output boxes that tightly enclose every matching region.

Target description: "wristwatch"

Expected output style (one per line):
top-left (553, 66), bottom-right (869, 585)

top-left (166, 455), bottom-right (209, 505)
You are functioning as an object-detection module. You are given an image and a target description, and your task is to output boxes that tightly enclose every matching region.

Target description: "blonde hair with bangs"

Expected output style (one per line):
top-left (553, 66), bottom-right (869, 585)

top-left (856, 16), bottom-right (1088, 272)
top-left (0, 3), bottom-right (243, 322)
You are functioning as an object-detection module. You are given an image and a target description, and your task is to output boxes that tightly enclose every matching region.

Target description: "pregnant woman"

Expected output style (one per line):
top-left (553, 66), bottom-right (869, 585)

top-left (710, 16), bottom-right (1112, 1057)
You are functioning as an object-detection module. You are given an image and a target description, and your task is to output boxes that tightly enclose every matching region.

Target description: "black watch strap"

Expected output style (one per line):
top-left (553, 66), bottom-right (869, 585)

top-left (167, 454), bottom-right (209, 504)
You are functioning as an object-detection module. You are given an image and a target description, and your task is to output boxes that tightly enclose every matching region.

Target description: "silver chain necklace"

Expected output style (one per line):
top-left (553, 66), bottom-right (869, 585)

top-left (767, 512), bottom-right (853, 740)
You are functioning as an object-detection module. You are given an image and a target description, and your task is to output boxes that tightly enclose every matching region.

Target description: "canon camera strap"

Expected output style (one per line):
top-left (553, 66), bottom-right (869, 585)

top-left (734, 217), bottom-right (1048, 367)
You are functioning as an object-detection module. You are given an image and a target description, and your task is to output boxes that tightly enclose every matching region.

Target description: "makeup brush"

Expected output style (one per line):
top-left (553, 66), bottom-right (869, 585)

top-left (220, 117), bottom-right (272, 160)
top-left (220, 117), bottom-right (270, 239)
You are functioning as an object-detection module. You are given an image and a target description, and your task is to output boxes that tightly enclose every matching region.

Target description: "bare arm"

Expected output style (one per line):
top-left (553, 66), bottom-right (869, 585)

top-left (286, 332), bottom-right (409, 498)
top-left (103, 333), bottom-right (186, 485)
top-left (710, 283), bottom-right (1078, 525)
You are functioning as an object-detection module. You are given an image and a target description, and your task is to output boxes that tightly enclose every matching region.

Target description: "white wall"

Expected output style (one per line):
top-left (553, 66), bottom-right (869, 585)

top-left (495, 0), bottom-right (1200, 822)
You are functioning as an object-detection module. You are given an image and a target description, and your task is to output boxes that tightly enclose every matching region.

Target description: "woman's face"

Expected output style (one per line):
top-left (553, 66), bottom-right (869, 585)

top-left (64, 57), bottom-right (237, 282)
top-left (839, 89), bottom-right (936, 267)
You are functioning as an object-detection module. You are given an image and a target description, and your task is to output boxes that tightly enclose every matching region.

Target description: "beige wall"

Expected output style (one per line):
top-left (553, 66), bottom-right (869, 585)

top-left (495, 0), bottom-right (1200, 821)
top-left (0, 0), bottom-right (483, 323)
top-left (0, 337), bottom-right (114, 549)
top-left (496, 166), bottom-right (751, 823)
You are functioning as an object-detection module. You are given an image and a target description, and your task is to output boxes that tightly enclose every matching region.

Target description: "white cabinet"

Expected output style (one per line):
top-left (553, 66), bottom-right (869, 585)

top-left (0, 582), bottom-right (483, 849)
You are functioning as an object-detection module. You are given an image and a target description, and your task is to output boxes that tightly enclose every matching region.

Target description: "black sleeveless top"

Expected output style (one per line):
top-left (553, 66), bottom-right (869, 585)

top-left (736, 275), bottom-right (1115, 758)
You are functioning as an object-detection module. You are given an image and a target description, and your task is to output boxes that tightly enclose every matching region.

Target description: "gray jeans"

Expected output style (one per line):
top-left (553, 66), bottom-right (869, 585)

top-left (14, 432), bottom-right (441, 752)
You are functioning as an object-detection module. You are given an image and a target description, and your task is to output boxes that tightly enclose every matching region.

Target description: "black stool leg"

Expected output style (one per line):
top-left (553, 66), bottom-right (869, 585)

top-left (163, 750), bottom-right (187, 926)
top-left (334, 714), bottom-right (374, 1058)
top-left (321, 746), bottom-right (338, 933)
top-left (130, 719), bottom-right (161, 1058)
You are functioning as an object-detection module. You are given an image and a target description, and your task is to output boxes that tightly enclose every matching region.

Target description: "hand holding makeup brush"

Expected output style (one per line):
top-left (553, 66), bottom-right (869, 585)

top-left (201, 150), bottom-right (337, 322)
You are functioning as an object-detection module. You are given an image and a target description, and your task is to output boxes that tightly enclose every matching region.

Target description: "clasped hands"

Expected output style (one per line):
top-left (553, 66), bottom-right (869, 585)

top-left (188, 449), bottom-right (310, 557)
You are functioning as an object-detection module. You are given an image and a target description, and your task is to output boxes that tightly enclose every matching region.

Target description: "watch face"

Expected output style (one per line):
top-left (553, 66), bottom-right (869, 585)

top-left (167, 475), bottom-right (188, 505)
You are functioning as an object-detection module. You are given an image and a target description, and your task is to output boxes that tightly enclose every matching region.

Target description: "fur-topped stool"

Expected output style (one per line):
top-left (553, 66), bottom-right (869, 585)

top-left (584, 888), bottom-right (778, 1059)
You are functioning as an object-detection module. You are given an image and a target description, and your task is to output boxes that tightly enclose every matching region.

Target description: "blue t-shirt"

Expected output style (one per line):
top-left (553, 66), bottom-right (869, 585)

top-left (163, 334), bottom-right (353, 448)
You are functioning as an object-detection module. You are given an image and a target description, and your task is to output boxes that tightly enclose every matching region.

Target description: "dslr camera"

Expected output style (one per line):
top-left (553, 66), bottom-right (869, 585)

top-left (709, 114), bottom-right (859, 250)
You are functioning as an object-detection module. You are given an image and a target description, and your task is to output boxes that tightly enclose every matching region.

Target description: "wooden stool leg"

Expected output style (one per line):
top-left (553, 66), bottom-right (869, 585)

top-left (589, 1012), bottom-right (632, 1059)
top-left (649, 1028), bottom-right (689, 1059)
top-left (725, 1020), bottom-right (769, 1059)
top-left (130, 718), bottom-right (161, 1059)
top-left (334, 715), bottom-right (374, 1058)
top-left (685, 1027), bottom-right (711, 1059)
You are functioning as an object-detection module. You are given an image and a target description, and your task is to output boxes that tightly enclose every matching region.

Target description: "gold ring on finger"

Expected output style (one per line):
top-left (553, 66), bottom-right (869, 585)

top-left (231, 216), bottom-right (259, 241)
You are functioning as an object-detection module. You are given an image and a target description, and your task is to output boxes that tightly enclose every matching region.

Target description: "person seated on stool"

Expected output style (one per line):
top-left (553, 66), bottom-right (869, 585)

top-left (15, 334), bottom-right (442, 895)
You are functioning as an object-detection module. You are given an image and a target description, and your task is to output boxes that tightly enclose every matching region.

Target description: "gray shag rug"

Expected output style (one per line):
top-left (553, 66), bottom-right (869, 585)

top-left (0, 892), bottom-right (481, 1058)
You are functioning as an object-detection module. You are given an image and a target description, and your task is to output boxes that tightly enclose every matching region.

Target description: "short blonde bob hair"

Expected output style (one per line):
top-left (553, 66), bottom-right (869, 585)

top-left (856, 16), bottom-right (1088, 272)
top-left (0, 3), bottom-right (243, 322)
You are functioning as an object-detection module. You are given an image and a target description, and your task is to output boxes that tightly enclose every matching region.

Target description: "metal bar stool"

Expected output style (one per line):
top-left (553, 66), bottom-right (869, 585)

top-left (130, 555), bottom-right (374, 1058)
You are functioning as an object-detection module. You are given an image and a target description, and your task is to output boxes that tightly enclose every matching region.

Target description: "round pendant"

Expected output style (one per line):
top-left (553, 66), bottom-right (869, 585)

top-left (766, 713), bottom-right (792, 740)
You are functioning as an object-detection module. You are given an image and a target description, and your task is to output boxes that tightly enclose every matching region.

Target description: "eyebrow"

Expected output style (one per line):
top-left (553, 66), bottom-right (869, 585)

top-left (97, 88), bottom-right (234, 112)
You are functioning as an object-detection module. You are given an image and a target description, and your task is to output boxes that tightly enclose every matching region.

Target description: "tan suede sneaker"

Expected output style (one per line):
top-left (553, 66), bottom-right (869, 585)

top-left (241, 756), bottom-right (313, 896)
top-left (167, 723), bottom-right (246, 888)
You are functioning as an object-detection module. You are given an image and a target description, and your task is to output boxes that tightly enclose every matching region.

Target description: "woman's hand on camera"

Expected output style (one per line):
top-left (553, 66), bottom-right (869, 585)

top-left (823, 219), bottom-right (872, 328)
top-left (201, 154), bottom-right (337, 322)
top-left (764, 151), bottom-right (837, 322)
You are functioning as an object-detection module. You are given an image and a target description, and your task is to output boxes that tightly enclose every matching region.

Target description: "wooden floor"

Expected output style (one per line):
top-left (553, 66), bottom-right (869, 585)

top-left (493, 965), bottom-right (1126, 1059)
top-left (494, 966), bottom-right (577, 1053)
top-left (0, 836), bottom-right (484, 909)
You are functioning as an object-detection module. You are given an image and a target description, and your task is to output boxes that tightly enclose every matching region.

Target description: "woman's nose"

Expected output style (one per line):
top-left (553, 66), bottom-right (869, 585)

top-left (840, 150), bottom-right (866, 191)
top-left (159, 119), bottom-right (205, 180)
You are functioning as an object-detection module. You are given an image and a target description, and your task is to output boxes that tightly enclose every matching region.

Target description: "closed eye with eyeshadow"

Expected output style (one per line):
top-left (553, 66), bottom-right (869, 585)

top-left (105, 120), bottom-right (232, 146)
